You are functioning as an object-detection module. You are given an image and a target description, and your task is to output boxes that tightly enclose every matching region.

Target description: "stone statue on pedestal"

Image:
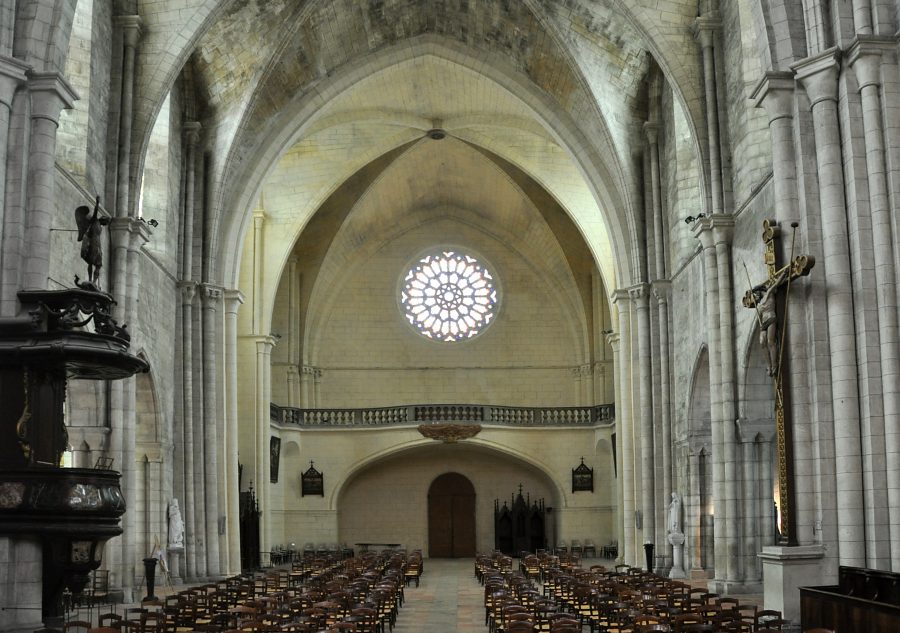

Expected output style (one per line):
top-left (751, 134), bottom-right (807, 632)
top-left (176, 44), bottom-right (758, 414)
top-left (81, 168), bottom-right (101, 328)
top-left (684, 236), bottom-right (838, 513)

top-left (666, 491), bottom-right (687, 579)
top-left (167, 498), bottom-right (185, 550)
top-left (667, 491), bottom-right (682, 534)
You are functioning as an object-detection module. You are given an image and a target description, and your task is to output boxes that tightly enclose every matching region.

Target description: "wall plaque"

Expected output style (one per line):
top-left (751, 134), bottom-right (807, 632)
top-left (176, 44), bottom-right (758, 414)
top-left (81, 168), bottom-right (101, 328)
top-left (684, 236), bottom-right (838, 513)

top-left (301, 461), bottom-right (324, 497)
top-left (572, 457), bottom-right (593, 493)
top-left (270, 436), bottom-right (281, 483)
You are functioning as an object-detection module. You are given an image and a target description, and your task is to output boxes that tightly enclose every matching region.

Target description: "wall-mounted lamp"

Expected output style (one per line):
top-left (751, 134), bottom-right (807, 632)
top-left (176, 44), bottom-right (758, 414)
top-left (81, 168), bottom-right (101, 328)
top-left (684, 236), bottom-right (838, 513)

top-left (683, 213), bottom-right (706, 225)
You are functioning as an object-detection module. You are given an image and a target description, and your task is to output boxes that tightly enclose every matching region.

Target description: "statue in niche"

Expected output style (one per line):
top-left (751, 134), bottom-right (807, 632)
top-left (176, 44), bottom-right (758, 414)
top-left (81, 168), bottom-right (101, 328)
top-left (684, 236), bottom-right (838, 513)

top-left (74, 195), bottom-right (109, 290)
top-left (667, 491), bottom-right (682, 535)
top-left (168, 498), bottom-right (185, 550)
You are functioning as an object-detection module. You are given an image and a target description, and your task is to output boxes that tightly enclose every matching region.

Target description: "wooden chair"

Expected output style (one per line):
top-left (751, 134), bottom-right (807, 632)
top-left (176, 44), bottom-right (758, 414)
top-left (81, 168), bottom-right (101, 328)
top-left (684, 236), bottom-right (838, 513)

top-left (670, 613), bottom-right (703, 633)
top-left (803, 629), bottom-right (835, 633)
top-left (88, 570), bottom-right (111, 607)
top-left (64, 621), bottom-right (93, 633)
top-left (756, 609), bottom-right (786, 631)
top-left (98, 613), bottom-right (122, 629)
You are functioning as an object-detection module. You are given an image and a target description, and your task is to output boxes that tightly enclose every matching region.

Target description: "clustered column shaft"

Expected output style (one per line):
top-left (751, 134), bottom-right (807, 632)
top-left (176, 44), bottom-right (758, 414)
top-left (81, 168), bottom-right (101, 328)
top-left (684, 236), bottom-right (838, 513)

top-left (794, 50), bottom-right (866, 566)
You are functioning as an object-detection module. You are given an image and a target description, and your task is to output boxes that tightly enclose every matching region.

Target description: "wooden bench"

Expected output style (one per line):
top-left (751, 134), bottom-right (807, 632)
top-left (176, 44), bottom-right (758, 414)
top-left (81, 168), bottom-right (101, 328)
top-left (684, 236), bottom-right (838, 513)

top-left (801, 566), bottom-right (900, 633)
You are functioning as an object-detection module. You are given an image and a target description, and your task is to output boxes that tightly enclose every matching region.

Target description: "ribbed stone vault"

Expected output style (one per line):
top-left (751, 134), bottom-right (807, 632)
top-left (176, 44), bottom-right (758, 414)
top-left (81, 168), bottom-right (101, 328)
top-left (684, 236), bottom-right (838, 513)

top-left (121, 0), bottom-right (706, 294)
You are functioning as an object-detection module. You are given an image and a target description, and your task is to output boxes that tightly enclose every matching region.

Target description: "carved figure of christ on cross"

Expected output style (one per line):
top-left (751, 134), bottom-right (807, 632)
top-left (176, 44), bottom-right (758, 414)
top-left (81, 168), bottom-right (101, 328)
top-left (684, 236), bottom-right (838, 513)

top-left (741, 219), bottom-right (814, 545)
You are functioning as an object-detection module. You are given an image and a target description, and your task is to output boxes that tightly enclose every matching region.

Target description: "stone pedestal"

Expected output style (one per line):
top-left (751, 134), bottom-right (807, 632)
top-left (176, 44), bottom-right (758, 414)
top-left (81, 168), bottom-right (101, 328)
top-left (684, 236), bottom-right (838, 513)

top-left (167, 548), bottom-right (183, 585)
top-left (759, 544), bottom-right (826, 624)
top-left (668, 532), bottom-right (686, 579)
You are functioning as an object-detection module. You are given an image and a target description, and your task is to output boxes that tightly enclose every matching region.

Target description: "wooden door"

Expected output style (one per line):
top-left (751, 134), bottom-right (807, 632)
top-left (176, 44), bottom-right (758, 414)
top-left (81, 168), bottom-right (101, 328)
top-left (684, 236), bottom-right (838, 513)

top-left (428, 472), bottom-right (476, 557)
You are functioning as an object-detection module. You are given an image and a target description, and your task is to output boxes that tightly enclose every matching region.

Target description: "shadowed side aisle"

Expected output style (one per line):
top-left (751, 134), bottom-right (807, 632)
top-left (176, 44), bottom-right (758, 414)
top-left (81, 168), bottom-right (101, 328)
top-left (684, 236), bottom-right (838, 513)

top-left (394, 558), bottom-right (483, 633)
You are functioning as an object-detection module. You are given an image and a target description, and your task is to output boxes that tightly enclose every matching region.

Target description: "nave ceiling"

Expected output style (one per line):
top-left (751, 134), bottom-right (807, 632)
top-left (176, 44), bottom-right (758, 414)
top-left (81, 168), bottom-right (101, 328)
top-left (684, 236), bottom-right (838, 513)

top-left (110, 0), bottom-right (708, 300)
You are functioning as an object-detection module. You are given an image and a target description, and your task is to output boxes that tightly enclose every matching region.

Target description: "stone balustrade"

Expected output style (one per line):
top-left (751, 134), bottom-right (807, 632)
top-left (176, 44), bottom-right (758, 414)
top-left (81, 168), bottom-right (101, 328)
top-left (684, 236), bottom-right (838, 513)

top-left (270, 402), bottom-right (614, 428)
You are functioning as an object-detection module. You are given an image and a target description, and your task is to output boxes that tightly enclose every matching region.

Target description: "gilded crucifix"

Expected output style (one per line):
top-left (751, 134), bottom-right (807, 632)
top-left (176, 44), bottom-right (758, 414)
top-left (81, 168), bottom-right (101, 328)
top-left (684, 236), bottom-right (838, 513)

top-left (742, 219), bottom-right (814, 545)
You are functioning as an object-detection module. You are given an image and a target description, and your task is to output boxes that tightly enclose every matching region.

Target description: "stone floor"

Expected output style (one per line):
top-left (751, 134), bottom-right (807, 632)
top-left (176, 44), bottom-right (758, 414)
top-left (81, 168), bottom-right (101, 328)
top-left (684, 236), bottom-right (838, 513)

top-left (394, 558), bottom-right (484, 633)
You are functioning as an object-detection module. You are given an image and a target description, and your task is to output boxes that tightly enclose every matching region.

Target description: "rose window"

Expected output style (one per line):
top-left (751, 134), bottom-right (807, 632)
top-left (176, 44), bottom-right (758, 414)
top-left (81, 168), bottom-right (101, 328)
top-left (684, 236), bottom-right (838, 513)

top-left (400, 251), bottom-right (498, 342)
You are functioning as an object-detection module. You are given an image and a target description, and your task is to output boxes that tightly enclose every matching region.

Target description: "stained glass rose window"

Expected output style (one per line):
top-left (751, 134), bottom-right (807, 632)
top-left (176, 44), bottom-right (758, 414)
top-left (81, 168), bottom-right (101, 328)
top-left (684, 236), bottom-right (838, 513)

top-left (400, 251), bottom-right (498, 341)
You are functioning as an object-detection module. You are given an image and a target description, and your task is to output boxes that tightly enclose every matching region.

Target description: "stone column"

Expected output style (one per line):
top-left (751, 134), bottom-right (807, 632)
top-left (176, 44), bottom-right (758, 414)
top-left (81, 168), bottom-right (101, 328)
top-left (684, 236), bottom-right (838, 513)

top-left (223, 291), bottom-right (244, 574)
top-left (687, 447), bottom-right (703, 572)
top-left (178, 281), bottom-right (197, 579)
top-left (22, 73), bottom-right (76, 290)
top-left (288, 257), bottom-right (300, 356)
top-left (693, 218), bottom-right (725, 582)
top-left (711, 216), bottom-right (740, 586)
top-left (750, 72), bottom-right (817, 548)
top-left (113, 16), bottom-right (142, 218)
top-left (692, 13), bottom-right (724, 216)
top-left (301, 365), bottom-right (314, 408)
top-left (287, 366), bottom-right (301, 408)
top-left (201, 283), bottom-right (222, 577)
top-left (737, 419), bottom-right (764, 587)
top-left (607, 332), bottom-right (625, 559)
top-left (178, 122), bottom-right (200, 580)
top-left (760, 437), bottom-right (775, 550)
top-left (181, 123), bottom-right (200, 275)
top-left (793, 49), bottom-right (865, 566)
top-left (848, 37), bottom-right (900, 569)
top-left (256, 336), bottom-right (277, 556)
top-left (313, 368), bottom-right (323, 407)
top-left (652, 281), bottom-right (673, 563)
top-left (252, 212), bottom-right (266, 334)
top-left (630, 283), bottom-right (654, 561)
top-left (124, 218), bottom-right (149, 598)
top-left (612, 290), bottom-right (635, 565)
top-left (0, 56), bottom-right (27, 314)
top-left (191, 288), bottom-right (207, 577)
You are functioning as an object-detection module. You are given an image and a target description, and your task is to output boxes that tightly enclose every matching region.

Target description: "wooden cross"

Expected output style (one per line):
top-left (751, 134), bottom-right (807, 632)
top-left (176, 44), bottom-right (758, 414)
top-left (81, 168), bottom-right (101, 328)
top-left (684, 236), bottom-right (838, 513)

top-left (741, 219), bottom-right (814, 546)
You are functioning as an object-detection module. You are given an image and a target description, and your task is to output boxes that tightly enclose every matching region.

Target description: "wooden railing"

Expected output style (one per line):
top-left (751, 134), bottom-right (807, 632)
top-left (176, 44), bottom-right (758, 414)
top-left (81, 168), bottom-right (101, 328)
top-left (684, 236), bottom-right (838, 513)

top-left (270, 403), bottom-right (614, 428)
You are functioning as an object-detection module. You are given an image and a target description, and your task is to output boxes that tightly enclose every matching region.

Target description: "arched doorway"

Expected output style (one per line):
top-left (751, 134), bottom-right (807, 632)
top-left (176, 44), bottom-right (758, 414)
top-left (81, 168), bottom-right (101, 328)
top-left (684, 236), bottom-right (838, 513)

top-left (428, 472), bottom-right (476, 558)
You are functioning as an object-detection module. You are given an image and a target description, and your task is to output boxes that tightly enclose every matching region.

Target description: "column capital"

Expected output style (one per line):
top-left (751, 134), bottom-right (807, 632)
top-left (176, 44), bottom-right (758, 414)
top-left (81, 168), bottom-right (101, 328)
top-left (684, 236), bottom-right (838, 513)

top-left (130, 219), bottom-right (152, 248)
top-left (691, 14), bottom-right (721, 49)
top-left (611, 288), bottom-right (631, 306)
top-left (0, 55), bottom-right (29, 109)
top-left (115, 15), bottom-right (144, 48)
top-left (605, 332), bottom-right (620, 350)
top-left (27, 72), bottom-right (78, 124)
top-left (183, 121), bottom-right (202, 145)
top-left (846, 35), bottom-right (895, 91)
top-left (178, 280), bottom-right (197, 302)
top-left (692, 216), bottom-right (715, 250)
top-left (627, 283), bottom-right (650, 307)
top-left (200, 283), bottom-right (224, 307)
top-left (643, 121), bottom-right (659, 145)
top-left (108, 216), bottom-right (150, 246)
top-left (252, 334), bottom-right (278, 352)
top-left (286, 364), bottom-right (301, 377)
top-left (651, 279), bottom-right (672, 303)
top-left (792, 47), bottom-right (841, 108)
top-left (709, 214), bottom-right (734, 246)
top-left (224, 289), bottom-right (245, 314)
top-left (750, 71), bottom-right (796, 123)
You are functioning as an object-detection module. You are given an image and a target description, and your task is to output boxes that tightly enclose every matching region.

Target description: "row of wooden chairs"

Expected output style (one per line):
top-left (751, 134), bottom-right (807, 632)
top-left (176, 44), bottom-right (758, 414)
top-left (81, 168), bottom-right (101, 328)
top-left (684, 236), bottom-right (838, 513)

top-left (478, 550), bottom-right (791, 633)
top-left (55, 550), bottom-right (423, 633)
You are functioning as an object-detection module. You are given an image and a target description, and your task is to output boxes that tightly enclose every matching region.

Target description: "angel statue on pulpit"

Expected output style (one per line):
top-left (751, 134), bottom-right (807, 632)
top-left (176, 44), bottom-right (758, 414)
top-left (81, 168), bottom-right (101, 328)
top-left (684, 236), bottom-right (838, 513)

top-left (74, 195), bottom-right (109, 290)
